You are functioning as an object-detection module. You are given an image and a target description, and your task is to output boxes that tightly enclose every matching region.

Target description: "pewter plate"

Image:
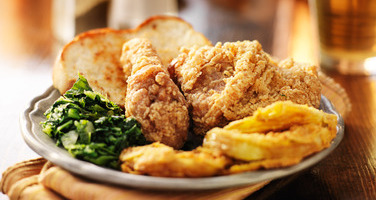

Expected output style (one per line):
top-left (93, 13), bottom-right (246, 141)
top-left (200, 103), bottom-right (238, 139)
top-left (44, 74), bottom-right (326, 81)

top-left (20, 86), bottom-right (345, 190)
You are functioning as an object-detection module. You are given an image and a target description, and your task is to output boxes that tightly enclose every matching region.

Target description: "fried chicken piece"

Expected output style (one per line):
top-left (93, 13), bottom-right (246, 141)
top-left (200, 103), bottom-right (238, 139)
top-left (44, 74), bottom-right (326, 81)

top-left (120, 38), bottom-right (189, 149)
top-left (119, 142), bottom-right (231, 177)
top-left (170, 40), bottom-right (321, 135)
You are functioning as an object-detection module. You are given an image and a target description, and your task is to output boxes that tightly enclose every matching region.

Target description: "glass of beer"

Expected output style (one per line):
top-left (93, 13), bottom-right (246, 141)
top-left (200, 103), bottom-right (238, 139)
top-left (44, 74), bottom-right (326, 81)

top-left (309, 0), bottom-right (376, 75)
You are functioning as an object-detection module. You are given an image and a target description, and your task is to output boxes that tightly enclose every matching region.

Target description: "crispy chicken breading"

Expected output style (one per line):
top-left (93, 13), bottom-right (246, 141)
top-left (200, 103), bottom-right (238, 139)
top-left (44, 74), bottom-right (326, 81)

top-left (119, 142), bottom-right (231, 177)
top-left (120, 38), bottom-right (189, 149)
top-left (170, 40), bottom-right (322, 135)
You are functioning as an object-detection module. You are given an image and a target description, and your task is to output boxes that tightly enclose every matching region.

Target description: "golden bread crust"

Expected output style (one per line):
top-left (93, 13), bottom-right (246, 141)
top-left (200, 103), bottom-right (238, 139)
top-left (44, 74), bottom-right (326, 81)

top-left (53, 16), bottom-right (212, 107)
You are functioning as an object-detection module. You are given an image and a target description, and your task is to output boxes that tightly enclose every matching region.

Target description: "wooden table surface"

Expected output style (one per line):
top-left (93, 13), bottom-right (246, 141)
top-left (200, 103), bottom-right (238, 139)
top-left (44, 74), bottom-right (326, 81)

top-left (0, 0), bottom-right (375, 199)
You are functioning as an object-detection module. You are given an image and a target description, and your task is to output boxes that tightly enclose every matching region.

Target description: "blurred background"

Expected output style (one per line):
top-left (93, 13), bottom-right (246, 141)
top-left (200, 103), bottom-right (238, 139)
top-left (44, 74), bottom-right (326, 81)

top-left (0, 0), bottom-right (313, 65)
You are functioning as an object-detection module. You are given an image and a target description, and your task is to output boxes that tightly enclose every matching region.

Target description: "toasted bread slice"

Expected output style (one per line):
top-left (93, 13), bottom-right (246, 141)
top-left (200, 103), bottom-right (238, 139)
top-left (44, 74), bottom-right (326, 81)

top-left (53, 16), bottom-right (212, 106)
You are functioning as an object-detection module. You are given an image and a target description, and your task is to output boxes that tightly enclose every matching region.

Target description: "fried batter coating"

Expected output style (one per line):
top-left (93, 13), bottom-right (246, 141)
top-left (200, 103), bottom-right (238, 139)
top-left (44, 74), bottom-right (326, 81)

top-left (119, 142), bottom-right (231, 177)
top-left (170, 41), bottom-right (321, 135)
top-left (203, 101), bottom-right (338, 163)
top-left (224, 99), bottom-right (330, 133)
top-left (224, 157), bottom-right (303, 175)
top-left (119, 102), bottom-right (338, 177)
top-left (121, 38), bottom-right (189, 149)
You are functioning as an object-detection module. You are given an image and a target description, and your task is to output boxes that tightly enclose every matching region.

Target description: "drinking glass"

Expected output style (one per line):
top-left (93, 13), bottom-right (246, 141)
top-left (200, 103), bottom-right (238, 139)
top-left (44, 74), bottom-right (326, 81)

top-left (309, 0), bottom-right (376, 75)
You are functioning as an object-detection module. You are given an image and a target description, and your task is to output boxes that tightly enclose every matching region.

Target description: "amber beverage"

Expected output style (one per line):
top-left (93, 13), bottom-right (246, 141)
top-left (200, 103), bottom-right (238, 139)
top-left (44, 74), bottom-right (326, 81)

top-left (309, 0), bottom-right (376, 75)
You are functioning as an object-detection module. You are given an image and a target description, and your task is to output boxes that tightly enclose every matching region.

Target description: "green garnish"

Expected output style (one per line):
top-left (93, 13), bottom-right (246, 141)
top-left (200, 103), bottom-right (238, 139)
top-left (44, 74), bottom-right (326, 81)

top-left (41, 74), bottom-right (146, 169)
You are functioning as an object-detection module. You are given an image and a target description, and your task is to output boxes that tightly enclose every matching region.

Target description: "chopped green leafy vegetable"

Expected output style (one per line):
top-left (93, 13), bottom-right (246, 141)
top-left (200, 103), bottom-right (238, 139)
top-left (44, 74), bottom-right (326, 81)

top-left (41, 74), bottom-right (147, 169)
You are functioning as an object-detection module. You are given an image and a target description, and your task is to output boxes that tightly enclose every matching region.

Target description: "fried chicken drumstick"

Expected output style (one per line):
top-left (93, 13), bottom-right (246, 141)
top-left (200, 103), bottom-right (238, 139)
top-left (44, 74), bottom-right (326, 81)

top-left (121, 38), bottom-right (189, 149)
top-left (170, 40), bottom-right (321, 135)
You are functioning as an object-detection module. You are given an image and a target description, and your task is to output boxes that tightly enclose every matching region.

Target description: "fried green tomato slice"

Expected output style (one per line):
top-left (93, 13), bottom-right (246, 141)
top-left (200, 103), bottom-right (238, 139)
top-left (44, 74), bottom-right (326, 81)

top-left (203, 101), bottom-right (338, 163)
top-left (119, 142), bottom-right (231, 177)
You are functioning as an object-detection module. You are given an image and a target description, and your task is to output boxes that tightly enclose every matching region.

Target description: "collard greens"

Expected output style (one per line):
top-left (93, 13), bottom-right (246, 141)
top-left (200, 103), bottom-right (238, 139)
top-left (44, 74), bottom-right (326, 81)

top-left (41, 74), bottom-right (146, 169)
